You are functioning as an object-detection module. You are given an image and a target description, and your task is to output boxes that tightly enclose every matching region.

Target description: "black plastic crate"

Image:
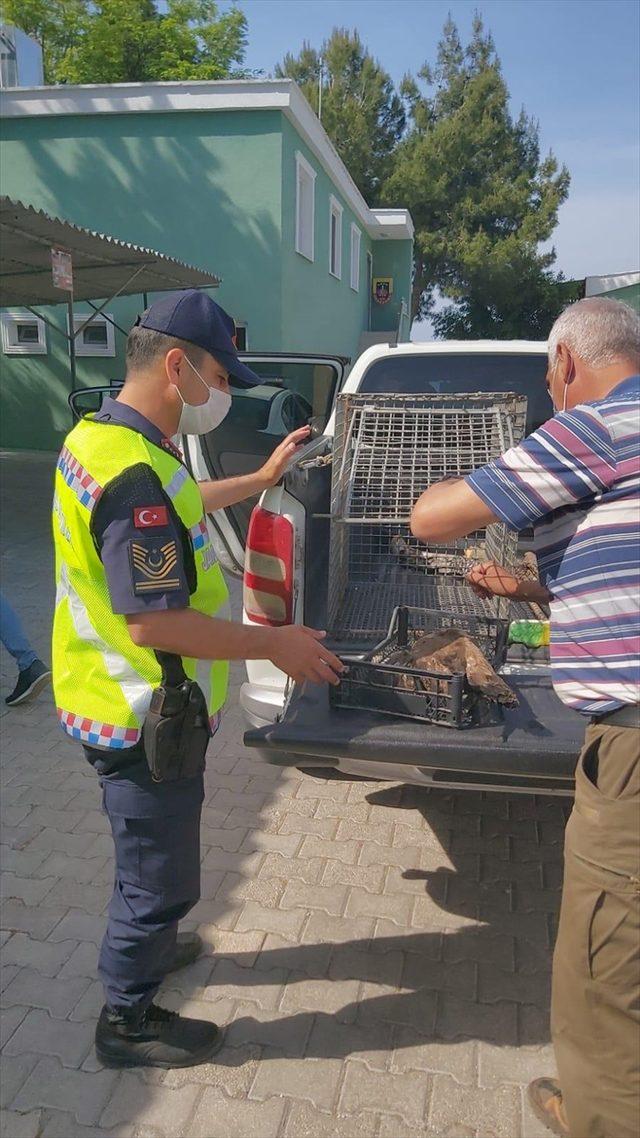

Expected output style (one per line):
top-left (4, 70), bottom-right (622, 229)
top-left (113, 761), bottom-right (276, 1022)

top-left (330, 606), bottom-right (510, 729)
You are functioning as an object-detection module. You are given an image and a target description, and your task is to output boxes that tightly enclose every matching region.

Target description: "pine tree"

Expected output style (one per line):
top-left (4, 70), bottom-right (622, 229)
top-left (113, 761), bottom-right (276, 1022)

top-left (384, 15), bottom-right (574, 335)
top-left (277, 28), bottom-right (405, 204)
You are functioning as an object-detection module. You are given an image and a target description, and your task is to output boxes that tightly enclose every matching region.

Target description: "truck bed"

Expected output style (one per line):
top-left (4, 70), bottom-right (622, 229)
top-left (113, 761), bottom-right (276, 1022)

top-left (243, 672), bottom-right (582, 794)
top-left (247, 436), bottom-right (581, 796)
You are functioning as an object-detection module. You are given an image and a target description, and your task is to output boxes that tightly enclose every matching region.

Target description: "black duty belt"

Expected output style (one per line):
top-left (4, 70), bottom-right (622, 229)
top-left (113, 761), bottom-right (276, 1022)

top-left (591, 705), bottom-right (640, 729)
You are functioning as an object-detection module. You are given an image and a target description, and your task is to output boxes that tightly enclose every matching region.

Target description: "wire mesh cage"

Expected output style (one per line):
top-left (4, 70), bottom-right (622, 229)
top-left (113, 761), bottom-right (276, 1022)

top-left (328, 392), bottom-right (527, 640)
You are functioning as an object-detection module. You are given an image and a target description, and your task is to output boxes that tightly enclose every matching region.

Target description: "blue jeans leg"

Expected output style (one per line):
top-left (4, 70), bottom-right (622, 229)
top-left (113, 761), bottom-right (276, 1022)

top-left (98, 764), bottom-right (204, 1013)
top-left (0, 591), bottom-right (38, 672)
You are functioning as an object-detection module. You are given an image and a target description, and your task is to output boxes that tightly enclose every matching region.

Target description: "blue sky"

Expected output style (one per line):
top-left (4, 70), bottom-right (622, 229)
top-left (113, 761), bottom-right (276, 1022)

top-left (238, 0), bottom-right (639, 282)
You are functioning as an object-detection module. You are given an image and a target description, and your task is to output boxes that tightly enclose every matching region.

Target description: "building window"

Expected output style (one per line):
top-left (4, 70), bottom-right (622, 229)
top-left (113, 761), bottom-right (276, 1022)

top-left (295, 151), bottom-right (316, 262)
top-left (329, 196), bottom-right (343, 279)
top-left (68, 312), bottom-right (116, 357)
top-left (350, 224), bottom-right (361, 291)
top-left (1, 310), bottom-right (47, 355)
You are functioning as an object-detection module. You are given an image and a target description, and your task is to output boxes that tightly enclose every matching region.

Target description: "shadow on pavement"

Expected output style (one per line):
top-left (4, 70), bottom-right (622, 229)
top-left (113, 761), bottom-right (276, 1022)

top-left (163, 782), bottom-right (569, 1064)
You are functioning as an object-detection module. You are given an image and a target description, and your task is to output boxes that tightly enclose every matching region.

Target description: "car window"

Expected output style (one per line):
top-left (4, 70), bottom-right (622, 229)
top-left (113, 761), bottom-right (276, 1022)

top-left (280, 395), bottom-right (297, 433)
top-left (225, 388), bottom-right (276, 431)
top-left (281, 393), bottom-right (312, 432)
top-left (360, 353), bottom-right (552, 434)
top-left (246, 361), bottom-right (338, 426)
top-left (68, 386), bottom-right (113, 422)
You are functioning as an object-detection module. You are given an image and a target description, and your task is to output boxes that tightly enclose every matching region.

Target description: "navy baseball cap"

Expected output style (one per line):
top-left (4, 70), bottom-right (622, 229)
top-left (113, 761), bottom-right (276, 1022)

top-left (134, 290), bottom-right (261, 388)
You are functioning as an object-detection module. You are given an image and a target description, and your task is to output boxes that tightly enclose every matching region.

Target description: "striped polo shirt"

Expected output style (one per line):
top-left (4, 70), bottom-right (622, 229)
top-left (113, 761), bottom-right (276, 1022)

top-left (467, 374), bottom-right (640, 716)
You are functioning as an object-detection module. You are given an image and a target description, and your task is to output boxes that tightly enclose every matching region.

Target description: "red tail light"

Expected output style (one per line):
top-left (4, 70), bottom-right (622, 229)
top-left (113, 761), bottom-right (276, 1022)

top-left (244, 506), bottom-right (294, 626)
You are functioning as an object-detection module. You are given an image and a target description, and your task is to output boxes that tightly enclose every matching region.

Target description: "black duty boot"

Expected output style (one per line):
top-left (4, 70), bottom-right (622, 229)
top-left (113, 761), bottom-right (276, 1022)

top-left (95, 1003), bottom-right (224, 1069)
top-left (168, 932), bottom-right (204, 974)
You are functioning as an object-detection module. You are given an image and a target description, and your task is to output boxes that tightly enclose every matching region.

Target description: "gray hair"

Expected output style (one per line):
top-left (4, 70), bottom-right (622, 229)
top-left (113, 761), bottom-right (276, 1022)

top-left (548, 297), bottom-right (640, 369)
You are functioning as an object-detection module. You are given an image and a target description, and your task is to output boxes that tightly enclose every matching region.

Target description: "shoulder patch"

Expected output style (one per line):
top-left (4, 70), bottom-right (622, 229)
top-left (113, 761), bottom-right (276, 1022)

top-left (134, 506), bottom-right (168, 528)
top-left (128, 537), bottom-right (181, 594)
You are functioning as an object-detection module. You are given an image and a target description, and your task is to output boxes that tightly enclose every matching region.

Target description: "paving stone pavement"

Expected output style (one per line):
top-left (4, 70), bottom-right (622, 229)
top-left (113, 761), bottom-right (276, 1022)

top-left (1, 450), bottom-right (570, 1138)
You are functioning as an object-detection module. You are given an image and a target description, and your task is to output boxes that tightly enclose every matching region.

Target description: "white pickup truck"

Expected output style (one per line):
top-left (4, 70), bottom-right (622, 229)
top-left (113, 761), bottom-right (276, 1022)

top-left (71, 342), bottom-right (583, 794)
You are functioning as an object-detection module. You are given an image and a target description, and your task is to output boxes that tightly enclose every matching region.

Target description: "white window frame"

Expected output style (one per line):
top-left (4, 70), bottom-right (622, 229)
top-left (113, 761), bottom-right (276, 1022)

top-left (350, 223), bottom-right (361, 292)
top-left (1, 309), bottom-right (47, 355)
top-left (67, 312), bottom-right (116, 357)
top-left (295, 151), bottom-right (316, 262)
top-left (329, 195), bottom-right (343, 279)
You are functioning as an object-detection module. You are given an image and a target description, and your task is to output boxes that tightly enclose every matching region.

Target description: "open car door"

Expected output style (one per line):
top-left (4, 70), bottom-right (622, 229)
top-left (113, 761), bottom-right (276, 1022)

top-left (184, 353), bottom-right (347, 574)
top-left (69, 353), bottom-right (348, 576)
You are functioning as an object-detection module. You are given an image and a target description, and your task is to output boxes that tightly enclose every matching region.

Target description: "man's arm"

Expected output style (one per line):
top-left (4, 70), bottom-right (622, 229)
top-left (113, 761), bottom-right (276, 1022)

top-left (411, 405), bottom-right (616, 543)
top-left (126, 609), bottom-right (343, 686)
top-left (198, 469), bottom-right (270, 513)
top-left (92, 460), bottom-right (343, 686)
top-left (198, 426), bottom-right (311, 513)
top-left (410, 478), bottom-right (499, 542)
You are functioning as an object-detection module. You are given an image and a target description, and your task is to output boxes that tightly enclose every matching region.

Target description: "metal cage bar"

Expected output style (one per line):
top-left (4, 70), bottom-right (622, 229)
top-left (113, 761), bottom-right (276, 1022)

top-left (328, 392), bottom-right (527, 640)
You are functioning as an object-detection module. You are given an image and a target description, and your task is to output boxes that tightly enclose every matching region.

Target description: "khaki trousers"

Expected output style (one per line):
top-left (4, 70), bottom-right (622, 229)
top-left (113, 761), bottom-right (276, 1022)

top-left (552, 719), bottom-right (640, 1138)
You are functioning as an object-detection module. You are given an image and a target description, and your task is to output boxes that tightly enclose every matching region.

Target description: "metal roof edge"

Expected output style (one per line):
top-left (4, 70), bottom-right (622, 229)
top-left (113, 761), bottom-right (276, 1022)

top-left (0, 194), bottom-right (220, 280)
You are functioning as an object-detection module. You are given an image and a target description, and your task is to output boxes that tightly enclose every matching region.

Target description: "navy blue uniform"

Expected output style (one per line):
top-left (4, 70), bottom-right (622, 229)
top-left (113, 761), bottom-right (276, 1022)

top-left (95, 752), bottom-right (204, 1011)
top-left (84, 399), bottom-right (206, 1013)
top-left (92, 398), bottom-right (191, 620)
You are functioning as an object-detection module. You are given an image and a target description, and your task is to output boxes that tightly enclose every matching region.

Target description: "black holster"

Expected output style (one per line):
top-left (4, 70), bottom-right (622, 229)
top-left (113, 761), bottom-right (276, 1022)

top-left (142, 652), bottom-right (211, 783)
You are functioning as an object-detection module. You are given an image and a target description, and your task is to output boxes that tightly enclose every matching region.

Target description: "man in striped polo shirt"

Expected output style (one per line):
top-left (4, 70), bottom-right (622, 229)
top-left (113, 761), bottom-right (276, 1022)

top-left (410, 297), bottom-right (639, 1138)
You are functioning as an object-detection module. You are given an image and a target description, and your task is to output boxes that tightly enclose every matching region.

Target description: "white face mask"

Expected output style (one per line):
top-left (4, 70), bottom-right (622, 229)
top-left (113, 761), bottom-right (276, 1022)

top-left (175, 356), bottom-right (231, 435)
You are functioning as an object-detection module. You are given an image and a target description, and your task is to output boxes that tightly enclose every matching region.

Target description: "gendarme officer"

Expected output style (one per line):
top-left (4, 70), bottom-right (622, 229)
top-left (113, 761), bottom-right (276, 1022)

top-left (52, 290), bottom-right (342, 1069)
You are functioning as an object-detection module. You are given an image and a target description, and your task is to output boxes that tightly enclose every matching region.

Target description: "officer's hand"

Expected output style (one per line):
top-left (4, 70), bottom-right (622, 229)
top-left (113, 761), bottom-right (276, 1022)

top-left (259, 427), bottom-right (311, 488)
top-left (466, 561), bottom-right (523, 599)
top-left (268, 624), bottom-right (344, 686)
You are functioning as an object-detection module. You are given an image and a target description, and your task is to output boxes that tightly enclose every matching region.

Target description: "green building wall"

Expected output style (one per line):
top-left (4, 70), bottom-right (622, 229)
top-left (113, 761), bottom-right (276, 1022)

top-left (279, 117), bottom-right (372, 358)
top-left (604, 283), bottom-right (640, 312)
top-left (0, 304), bottom-right (114, 452)
top-left (0, 108), bottom-right (285, 342)
top-left (0, 105), bottom-right (412, 450)
top-left (370, 238), bottom-right (414, 339)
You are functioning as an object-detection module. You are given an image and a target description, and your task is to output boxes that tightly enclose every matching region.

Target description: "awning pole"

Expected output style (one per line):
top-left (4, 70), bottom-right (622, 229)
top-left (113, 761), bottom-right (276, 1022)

top-left (68, 296), bottom-right (77, 392)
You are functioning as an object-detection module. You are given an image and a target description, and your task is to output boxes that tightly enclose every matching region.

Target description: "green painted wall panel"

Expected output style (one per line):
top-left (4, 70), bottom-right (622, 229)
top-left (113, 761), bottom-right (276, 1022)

top-left (602, 283), bottom-right (640, 312)
top-left (0, 109), bottom-right (285, 449)
top-left (0, 109), bottom-right (284, 344)
top-left (279, 117), bottom-right (375, 362)
top-left (370, 239), bottom-right (414, 340)
top-left (0, 303), bottom-right (131, 451)
top-left (0, 105), bottom-right (412, 450)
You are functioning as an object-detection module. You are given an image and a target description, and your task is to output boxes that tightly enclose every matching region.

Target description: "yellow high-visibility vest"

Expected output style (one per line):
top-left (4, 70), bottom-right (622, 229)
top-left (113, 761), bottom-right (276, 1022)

top-left (52, 417), bottom-right (229, 749)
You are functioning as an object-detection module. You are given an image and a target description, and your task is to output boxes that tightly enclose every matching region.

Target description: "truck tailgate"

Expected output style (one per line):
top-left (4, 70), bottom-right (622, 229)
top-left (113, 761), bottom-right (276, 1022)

top-left (244, 675), bottom-right (583, 788)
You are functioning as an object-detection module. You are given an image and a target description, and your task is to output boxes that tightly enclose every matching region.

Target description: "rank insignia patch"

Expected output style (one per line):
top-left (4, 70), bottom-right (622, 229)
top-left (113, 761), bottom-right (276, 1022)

top-left (129, 538), bottom-right (181, 594)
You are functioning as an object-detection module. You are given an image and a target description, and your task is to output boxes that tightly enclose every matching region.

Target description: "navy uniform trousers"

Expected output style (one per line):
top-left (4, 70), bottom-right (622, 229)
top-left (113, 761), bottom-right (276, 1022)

top-left (85, 745), bottom-right (204, 1012)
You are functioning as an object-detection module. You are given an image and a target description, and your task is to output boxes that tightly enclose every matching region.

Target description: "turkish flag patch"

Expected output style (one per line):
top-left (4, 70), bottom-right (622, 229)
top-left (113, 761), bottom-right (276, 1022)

top-left (134, 506), bottom-right (168, 528)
